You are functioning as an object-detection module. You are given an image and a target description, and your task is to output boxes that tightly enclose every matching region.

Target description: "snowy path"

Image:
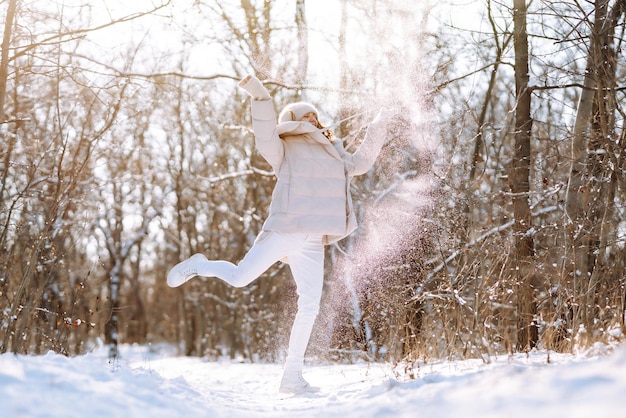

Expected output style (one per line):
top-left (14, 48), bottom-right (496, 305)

top-left (138, 357), bottom-right (398, 417)
top-left (2, 344), bottom-right (626, 417)
top-left (132, 345), bottom-right (626, 418)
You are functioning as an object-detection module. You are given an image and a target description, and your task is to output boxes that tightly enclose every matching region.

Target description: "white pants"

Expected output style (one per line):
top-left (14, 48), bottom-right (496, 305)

top-left (195, 231), bottom-right (324, 371)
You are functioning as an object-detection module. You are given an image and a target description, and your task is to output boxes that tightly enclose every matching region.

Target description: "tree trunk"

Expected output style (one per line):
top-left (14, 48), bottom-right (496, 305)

top-left (512, 0), bottom-right (537, 351)
top-left (565, 2), bottom-right (605, 283)
top-left (0, 0), bottom-right (17, 122)
top-left (566, 0), bottom-right (623, 336)
top-left (295, 0), bottom-right (308, 86)
top-left (105, 260), bottom-right (122, 359)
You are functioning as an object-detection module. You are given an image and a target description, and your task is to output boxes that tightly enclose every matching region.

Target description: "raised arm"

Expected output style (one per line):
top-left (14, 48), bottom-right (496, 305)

top-left (238, 75), bottom-right (284, 171)
top-left (345, 110), bottom-right (390, 176)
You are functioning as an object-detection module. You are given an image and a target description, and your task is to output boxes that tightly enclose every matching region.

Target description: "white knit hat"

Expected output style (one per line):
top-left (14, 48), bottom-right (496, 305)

top-left (278, 102), bottom-right (319, 123)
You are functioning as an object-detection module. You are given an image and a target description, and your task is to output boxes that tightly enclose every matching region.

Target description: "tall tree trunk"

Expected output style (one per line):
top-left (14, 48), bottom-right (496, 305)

top-left (512, 0), bottom-right (537, 350)
top-left (295, 0), bottom-right (308, 86)
top-left (0, 0), bottom-right (17, 122)
top-left (566, 0), bottom-right (624, 335)
top-left (565, 2), bottom-right (605, 284)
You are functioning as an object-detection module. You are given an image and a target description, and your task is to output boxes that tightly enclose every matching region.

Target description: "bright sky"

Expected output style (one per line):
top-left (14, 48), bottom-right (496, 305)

top-left (67, 0), bottom-right (341, 75)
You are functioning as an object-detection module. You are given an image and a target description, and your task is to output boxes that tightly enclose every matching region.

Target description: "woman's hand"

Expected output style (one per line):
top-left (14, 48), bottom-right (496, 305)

top-left (238, 75), bottom-right (271, 100)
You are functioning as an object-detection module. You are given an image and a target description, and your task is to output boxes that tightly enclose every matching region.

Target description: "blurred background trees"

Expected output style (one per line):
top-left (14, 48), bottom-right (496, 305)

top-left (0, 0), bottom-right (624, 364)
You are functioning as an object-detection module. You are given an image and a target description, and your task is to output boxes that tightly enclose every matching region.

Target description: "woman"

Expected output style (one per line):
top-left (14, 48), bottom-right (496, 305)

top-left (167, 74), bottom-right (387, 394)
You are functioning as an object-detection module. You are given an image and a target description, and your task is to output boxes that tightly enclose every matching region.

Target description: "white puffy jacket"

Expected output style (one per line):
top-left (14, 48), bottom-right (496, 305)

top-left (250, 99), bottom-right (386, 244)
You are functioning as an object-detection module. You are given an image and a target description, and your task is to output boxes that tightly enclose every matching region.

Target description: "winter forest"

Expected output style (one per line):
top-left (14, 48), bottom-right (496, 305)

top-left (0, 0), bottom-right (625, 368)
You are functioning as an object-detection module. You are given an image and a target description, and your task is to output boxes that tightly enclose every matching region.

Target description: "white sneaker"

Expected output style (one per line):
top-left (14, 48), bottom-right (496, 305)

top-left (167, 253), bottom-right (207, 287)
top-left (279, 369), bottom-right (320, 394)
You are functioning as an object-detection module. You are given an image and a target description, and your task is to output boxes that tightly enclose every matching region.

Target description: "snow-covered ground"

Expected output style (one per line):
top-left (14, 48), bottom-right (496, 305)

top-left (1, 343), bottom-right (625, 417)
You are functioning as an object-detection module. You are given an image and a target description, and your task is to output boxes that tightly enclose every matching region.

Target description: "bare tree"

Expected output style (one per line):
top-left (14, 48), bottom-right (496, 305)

top-left (0, 0), bottom-right (17, 122)
top-left (295, 0), bottom-right (309, 85)
top-left (511, 0), bottom-right (537, 350)
top-left (565, 0), bottom-right (626, 338)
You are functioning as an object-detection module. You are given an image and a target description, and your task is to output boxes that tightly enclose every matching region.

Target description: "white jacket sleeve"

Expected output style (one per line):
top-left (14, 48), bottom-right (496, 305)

top-left (345, 113), bottom-right (388, 176)
top-left (250, 99), bottom-right (284, 172)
